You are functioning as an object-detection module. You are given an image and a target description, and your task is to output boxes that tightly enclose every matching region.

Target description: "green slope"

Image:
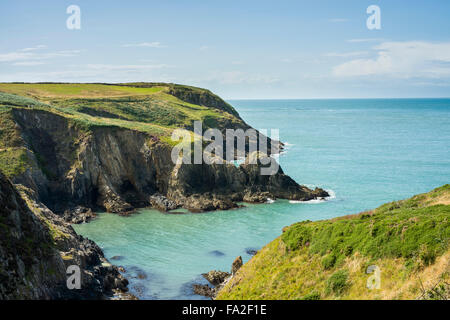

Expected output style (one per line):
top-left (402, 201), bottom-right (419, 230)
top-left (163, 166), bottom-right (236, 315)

top-left (0, 82), bottom-right (246, 178)
top-left (217, 185), bottom-right (450, 300)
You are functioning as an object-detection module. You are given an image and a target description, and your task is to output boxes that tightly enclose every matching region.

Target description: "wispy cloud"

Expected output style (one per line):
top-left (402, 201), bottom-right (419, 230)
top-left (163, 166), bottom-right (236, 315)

top-left (19, 45), bottom-right (47, 52)
top-left (0, 47), bottom-right (80, 63)
top-left (333, 41), bottom-right (450, 78)
top-left (122, 42), bottom-right (166, 48)
top-left (12, 61), bottom-right (46, 66)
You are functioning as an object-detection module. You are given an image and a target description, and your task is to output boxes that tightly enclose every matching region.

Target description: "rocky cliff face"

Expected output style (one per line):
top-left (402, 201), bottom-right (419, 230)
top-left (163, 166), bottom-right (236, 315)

top-left (8, 106), bottom-right (328, 215)
top-left (0, 171), bottom-right (129, 299)
top-left (1, 83), bottom-right (328, 217)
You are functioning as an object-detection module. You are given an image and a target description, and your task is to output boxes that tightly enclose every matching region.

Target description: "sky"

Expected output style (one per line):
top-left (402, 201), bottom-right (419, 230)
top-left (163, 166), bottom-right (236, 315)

top-left (1, 0), bottom-right (450, 99)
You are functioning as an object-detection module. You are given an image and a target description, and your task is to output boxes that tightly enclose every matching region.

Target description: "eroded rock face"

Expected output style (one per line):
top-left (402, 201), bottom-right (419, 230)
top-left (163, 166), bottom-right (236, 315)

top-left (231, 256), bottom-right (243, 275)
top-left (10, 108), bottom-right (328, 217)
top-left (0, 172), bottom-right (131, 299)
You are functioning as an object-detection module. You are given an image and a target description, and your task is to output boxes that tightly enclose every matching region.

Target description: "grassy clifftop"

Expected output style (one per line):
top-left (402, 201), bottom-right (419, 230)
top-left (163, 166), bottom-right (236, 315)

top-left (0, 83), bottom-right (242, 136)
top-left (0, 82), bottom-right (245, 178)
top-left (217, 185), bottom-right (450, 300)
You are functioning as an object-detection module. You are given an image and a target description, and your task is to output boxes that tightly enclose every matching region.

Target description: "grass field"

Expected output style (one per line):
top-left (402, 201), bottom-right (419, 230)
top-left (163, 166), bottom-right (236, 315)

top-left (0, 82), bottom-right (245, 178)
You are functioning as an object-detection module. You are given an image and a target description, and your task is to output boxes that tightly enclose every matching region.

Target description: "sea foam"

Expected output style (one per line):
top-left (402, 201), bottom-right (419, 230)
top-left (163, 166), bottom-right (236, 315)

top-left (289, 189), bottom-right (336, 204)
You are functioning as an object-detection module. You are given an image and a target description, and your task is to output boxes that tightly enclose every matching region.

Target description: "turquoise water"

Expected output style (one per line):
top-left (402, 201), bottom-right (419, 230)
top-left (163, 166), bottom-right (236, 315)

top-left (74, 99), bottom-right (450, 300)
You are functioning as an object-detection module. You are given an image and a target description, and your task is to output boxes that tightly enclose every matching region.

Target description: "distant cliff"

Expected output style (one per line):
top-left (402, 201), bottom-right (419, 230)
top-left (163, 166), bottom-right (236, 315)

top-left (217, 185), bottom-right (450, 300)
top-left (0, 83), bottom-right (327, 216)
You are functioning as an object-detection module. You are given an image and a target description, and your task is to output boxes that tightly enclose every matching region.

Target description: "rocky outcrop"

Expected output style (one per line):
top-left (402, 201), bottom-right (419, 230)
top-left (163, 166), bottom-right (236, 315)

top-left (149, 193), bottom-right (178, 212)
top-left (63, 206), bottom-right (96, 224)
top-left (0, 171), bottom-right (130, 299)
top-left (231, 256), bottom-right (243, 275)
top-left (193, 256), bottom-right (242, 299)
top-left (6, 94), bottom-right (327, 218)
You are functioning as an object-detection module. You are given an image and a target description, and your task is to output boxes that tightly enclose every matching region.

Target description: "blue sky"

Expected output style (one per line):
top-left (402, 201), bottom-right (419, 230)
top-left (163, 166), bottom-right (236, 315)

top-left (1, 0), bottom-right (450, 98)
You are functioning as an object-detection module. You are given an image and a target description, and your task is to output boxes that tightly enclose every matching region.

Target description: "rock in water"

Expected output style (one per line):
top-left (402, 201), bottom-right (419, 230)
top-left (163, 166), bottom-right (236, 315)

top-left (208, 250), bottom-right (226, 257)
top-left (149, 193), bottom-right (178, 211)
top-left (193, 284), bottom-right (215, 298)
top-left (231, 256), bottom-right (243, 275)
top-left (245, 248), bottom-right (258, 256)
top-left (202, 270), bottom-right (231, 286)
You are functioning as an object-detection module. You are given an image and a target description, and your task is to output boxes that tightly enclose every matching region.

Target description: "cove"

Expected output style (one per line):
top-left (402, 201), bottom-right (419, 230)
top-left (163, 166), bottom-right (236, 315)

top-left (74, 98), bottom-right (450, 299)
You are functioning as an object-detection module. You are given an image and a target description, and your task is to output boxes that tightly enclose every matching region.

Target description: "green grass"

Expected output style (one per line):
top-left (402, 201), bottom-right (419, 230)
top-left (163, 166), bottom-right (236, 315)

top-left (217, 185), bottom-right (450, 300)
top-left (0, 83), bottom-right (243, 139)
top-left (0, 147), bottom-right (31, 177)
top-left (0, 83), bottom-right (164, 98)
top-left (282, 186), bottom-right (450, 268)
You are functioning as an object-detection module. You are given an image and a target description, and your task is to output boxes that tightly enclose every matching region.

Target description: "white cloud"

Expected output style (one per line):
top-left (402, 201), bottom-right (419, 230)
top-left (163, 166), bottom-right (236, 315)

top-left (0, 47), bottom-right (80, 63)
top-left (122, 42), bottom-right (166, 48)
top-left (12, 61), bottom-right (46, 66)
top-left (19, 45), bottom-right (47, 52)
top-left (333, 41), bottom-right (450, 78)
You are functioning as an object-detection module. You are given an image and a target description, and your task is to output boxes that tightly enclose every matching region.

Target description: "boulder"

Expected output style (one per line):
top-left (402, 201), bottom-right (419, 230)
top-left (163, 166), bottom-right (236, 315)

top-left (149, 193), bottom-right (178, 211)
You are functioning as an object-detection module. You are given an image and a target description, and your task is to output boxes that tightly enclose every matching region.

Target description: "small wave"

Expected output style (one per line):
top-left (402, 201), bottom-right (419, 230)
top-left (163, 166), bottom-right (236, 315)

top-left (289, 189), bottom-right (336, 204)
top-left (283, 142), bottom-right (295, 147)
top-left (266, 198), bottom-right (275, 204)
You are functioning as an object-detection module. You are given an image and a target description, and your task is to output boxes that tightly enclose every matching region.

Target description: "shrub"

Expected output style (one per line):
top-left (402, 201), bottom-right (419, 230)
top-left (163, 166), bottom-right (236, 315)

top-left (321, 254), bottom-right (336, 270)
top-left (300, 291), bottom-right (321, 300)
top-left (326, 270), bottom-right (349, 296)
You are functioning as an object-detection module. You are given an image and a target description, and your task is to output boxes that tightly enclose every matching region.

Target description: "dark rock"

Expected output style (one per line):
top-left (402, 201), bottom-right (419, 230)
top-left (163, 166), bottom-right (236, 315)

top-left (209, 250), bottom-right (226, 257)
top-left (202, 270), bottom-right (231, 286)
top-left (63, 206), bottom-right (96, 224)
top-left (193, 284), bottom-right (215, 298)
top-left (110, 255), bottom-right (124, 261)
top-left (149, 193), bottom-right (178, 212)
top-left (245, 248), bottom-right (258, 256)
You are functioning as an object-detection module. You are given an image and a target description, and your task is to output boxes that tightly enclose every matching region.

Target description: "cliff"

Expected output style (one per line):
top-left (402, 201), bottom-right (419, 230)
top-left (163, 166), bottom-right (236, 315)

top-left (0, 83), bottom-right (328, 216)
top-left (0, 171), bottom-right (130, 299)
top-left (217, 185), bottom-right (450, 300)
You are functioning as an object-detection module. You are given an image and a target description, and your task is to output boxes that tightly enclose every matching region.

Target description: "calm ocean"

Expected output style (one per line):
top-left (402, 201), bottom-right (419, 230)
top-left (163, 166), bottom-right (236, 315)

top-left (74, 98), bottom-right (450, 299)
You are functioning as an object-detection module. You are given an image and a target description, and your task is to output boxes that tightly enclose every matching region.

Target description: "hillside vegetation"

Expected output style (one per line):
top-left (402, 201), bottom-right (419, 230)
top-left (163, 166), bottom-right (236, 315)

top-left (0, 82), bottom-right (245, 178)
top-left (217, 185), bottom-right (450, 300)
